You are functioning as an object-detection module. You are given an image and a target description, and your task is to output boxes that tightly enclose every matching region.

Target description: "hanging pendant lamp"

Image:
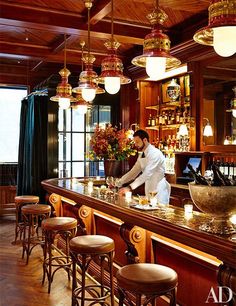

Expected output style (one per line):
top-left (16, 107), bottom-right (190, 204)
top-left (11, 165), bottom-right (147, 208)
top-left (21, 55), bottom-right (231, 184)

top-left (132, 0), bottom-right (181, 80)
top-left (193, 0), bottom-right (236, 57)
top-left (50, 34), bottom-right (76, 109)
top-left (72, 0), bottom-right (104, 102)
top-left (71, 41), bottom-right (92, 114)
top-left (98, 0), bottom-right (131, 94)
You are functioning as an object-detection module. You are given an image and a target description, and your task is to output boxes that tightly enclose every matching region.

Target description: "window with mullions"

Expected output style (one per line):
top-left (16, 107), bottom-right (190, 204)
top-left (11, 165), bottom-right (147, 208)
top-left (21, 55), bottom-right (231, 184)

top-left (58, 105), bottom-right (111, 178)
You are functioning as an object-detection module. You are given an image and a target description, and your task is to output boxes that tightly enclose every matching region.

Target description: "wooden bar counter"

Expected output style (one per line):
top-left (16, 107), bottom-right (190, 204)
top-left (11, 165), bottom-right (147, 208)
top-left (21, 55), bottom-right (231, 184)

top-left (42, 178), bottom-right (236, 306)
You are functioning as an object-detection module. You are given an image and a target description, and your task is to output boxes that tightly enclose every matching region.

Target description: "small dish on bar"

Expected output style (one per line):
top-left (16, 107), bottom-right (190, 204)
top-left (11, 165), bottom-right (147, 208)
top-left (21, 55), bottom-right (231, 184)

top-left (130, 204), bottom-right (160, 211)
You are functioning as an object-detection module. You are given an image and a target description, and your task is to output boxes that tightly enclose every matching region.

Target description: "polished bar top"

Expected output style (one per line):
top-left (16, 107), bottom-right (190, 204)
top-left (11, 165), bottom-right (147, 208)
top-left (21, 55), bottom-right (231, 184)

top-left (42, 178), bottom-right (236, 266)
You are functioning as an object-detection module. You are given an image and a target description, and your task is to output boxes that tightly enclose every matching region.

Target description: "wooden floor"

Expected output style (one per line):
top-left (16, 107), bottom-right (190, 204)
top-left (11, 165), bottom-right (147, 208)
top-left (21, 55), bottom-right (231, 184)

top-left (0, 216), bottom-right (118, 306)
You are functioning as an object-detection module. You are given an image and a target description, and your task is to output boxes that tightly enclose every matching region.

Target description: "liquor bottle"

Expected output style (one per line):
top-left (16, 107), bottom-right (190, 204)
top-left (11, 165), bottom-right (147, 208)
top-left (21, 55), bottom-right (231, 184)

top-left (187, 164), bottom-right (209, 185)
top-left (211, 164), bottom-right (232, 186)
top-left (159, 113), bottom-right (163, 125)
top-left (179, 107), bottom-right (184, 123)
top-left (167, 110), bottom-right (172, 125)
top-left (147, 114), bottom-right (152, 126)
top-left (176, 107), bottom-right (180, 123)
top-left (219, 159), bottom-right (224, 175)
top-left (224, 159), bottom-right (229, 177)
top-left (186, 106), bottom-right (191, 123)
top-left (229, 160), bottom-right (234, 178)
top-left (155, 115), bottom-right (159, 126)
top-left (171, 110), bottom-right (175, 124)
top-left (151, 115), bottom-right (156, 126)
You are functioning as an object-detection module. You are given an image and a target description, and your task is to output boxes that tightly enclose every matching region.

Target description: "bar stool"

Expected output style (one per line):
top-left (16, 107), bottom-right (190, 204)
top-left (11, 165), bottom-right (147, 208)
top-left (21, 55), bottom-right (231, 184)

top-left (21, 204), bottom-right (51, 264)
top-left (14, 195), bottom-right (39, 243)
top-left (116, 263), bottom-right (178, 306)
top-left (70, 235), bottom-right (115, 306)
top-left (42, 217), bottom-right (78, 293)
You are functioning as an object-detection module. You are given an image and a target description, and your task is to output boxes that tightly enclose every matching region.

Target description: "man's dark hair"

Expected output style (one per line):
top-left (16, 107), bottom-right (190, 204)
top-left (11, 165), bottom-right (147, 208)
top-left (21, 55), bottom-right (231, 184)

top-left (133, 129), bottom-right (149, 141)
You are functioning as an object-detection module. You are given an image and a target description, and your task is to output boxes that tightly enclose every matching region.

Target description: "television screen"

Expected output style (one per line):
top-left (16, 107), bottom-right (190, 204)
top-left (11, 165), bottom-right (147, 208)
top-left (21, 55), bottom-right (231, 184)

top-left (183, 157), bottom-right (201, 175)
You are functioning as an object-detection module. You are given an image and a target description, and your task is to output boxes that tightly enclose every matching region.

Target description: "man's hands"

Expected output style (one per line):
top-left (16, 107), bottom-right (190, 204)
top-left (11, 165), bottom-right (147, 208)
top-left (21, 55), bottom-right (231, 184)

top-left (118, 186), bottom-right (131, 196)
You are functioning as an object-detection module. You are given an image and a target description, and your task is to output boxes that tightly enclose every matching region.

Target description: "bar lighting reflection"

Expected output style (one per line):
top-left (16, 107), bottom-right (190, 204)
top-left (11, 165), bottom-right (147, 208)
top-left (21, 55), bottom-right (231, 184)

top-left (184, 204), bottom-right (193, 219)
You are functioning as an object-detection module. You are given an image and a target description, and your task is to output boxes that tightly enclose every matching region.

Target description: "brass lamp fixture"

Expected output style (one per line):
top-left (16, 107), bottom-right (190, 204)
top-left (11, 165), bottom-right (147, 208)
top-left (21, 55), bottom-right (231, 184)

top-left (72, 0), bottom-right (104, 102)
top-left (98, 0), bottom-right (131, 94)
top-left (132, 0), bottom-right (181, 80)
top-left (203, 118), bottom-right (213, 137)
top-left (71, 41), bottom-right (92, 114)
top-left (193, 0), bottom-right (236, 57)
top-left (226, 86), bottom-right (236, 118)
top-left (50, 34), bottom-right (76, 109)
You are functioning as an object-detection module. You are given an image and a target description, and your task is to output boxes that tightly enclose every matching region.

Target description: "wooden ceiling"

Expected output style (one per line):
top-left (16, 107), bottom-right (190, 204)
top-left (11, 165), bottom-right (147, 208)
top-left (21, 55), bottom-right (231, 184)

top-left (0, 0), bottom-right (227, 89)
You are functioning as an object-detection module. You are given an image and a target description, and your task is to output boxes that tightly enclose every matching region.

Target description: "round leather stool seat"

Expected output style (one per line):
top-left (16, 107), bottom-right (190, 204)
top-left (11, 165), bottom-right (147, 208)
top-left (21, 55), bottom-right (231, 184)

top-left (116, 263), bottom-right (178, 306)
top-left (117, 263), bottom-right (177, 295)
top-left (70, 235), bottom-right (115, 255)
top-left (22, 204), bottom-right (51, 215)
top-left (15, 195), bottom-right (39, 205)
top-left (41, 217), bottom-right (78, 231)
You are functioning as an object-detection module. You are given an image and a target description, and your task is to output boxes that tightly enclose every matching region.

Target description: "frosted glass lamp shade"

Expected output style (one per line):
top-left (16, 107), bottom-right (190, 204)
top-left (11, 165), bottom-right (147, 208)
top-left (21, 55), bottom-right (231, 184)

top-left (59, 97), bottom-right (70, 109)
top-left (213, 27), bottom-right (236, 57)
top-left (82, 88), bottom-right (96, 102)
top-left (77, 105), bottom-right (88, 115)
top-left (178, 124), bottom-right (188, 136)
top-left (146, 57), bottom-right (166, 80)
top-left (104, 77), bottom-right (120, 94)
top-left (232, 109), bottom-right (236, 118)
top-left (203, 123), bottom-right (213, 137)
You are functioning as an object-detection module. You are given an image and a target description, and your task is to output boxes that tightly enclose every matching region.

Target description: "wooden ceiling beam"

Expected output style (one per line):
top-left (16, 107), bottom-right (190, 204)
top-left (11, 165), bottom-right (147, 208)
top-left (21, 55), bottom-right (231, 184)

top-left (90, 0), bottom-right (111, 25)
top-left (0, 2), bottom-right (147, 44)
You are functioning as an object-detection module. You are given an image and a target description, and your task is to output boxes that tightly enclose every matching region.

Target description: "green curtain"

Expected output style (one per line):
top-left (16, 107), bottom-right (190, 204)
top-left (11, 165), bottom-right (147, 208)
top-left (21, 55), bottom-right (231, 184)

top-left (17, 95), bottom-right (48, 201)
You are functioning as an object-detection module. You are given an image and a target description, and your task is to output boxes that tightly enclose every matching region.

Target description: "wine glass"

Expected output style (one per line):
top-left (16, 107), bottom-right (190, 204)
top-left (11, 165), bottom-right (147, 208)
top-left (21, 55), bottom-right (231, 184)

top-left (106, 176), bottom-right (115, 189)
top-left (149, 191), bottom-right (157, 198)
top-left (149, 191), bottom-right (158, 207)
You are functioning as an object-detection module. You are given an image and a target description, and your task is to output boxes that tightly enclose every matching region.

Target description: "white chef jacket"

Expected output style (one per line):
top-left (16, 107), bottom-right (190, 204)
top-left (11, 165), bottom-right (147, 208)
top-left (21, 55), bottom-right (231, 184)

top-left (119, 144), bottom-right (170, 204)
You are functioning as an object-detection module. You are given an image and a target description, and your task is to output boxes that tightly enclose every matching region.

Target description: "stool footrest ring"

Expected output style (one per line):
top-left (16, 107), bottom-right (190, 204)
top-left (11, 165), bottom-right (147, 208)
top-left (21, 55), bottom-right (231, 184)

top-left (73, 284), bottom-right (111, 302)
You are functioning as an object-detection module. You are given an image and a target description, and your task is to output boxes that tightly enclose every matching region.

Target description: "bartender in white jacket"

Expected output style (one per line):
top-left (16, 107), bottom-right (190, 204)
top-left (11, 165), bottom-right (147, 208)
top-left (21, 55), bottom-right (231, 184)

top-left (118, 129), bottom-right (170, 204)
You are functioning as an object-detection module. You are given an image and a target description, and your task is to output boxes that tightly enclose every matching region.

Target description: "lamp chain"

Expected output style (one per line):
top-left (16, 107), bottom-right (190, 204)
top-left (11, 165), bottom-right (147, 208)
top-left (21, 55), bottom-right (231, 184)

top-left (88, 7), bottom-right (91, 57)
top-left (111, 0), bottom-right (114, 41)
top-left (81, 42), bottom-right (84, 70)
top-left (64, 33), bottom-right (67, 68)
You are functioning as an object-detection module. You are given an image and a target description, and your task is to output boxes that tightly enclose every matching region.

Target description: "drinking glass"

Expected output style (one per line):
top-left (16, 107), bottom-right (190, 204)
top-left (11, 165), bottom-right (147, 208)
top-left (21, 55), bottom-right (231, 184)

top-left (106, 176), bottom-right (115, 189)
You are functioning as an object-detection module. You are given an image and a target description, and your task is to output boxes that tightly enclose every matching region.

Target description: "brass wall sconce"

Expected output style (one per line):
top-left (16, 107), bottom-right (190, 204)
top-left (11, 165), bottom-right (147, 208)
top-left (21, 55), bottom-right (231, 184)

top-left (203, 118), bottom-right (213, 137)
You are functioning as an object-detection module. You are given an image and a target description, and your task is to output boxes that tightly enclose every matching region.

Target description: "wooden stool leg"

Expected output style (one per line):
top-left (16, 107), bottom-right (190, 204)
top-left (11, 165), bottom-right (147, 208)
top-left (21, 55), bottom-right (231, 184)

top-left (136, 294), bottom-right (142, 306)
top-left (109, 251), bottom-right (114, 306)
top-left (169, 287), bottom-right (177, 306)
top-left (118, 288), bottom-right (125, 306)
top-left (65, 232), bottom-right (71, 281)
top-left (42, 231), bottom-right (48, 286)
top-left (100, 255), bottom-right (105, 300)
top-left (26, 214), bottom-right (33, 264)
top-left (47, 233), bottom-right (53, 293)
top-left (71, 252), bottom-right (77, 306)
top-left (81, 255), bottom-right (87, 306)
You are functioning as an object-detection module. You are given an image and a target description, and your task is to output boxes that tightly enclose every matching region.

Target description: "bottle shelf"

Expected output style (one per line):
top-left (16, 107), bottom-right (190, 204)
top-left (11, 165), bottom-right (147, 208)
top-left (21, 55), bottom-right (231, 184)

top-left (146, 105), bottom-right (159, 111)
top-left (146, 123), bottom-right (190, 130)
top-left (146, 126), bottom-right (159, 130)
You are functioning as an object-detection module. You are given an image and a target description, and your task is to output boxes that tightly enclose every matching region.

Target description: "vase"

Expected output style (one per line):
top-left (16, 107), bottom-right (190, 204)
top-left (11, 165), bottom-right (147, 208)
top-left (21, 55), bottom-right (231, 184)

top-left (104, 159), bottom-right (122, 177)
top-left (166, 79), bottom-right (180, 102)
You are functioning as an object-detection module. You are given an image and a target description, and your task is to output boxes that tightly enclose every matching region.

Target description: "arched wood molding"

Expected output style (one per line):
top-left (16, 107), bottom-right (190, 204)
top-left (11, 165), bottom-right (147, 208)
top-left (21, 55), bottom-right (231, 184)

top-left (120, 223), bottom-right (146, 264)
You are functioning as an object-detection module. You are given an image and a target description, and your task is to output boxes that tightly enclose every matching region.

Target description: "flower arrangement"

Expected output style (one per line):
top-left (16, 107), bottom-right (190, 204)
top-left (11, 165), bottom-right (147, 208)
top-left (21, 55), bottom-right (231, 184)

top-left (88, 124), bottom-right (137, 161)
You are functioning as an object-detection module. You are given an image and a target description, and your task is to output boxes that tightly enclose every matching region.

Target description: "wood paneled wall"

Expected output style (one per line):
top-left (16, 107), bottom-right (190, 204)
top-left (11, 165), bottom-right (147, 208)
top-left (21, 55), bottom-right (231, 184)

top-left (0, 186), bottom-right (16, 215)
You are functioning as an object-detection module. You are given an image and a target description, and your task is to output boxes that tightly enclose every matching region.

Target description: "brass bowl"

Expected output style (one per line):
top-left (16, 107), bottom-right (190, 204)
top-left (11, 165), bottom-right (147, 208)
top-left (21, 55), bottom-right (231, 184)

top-left (188, 182), bottom-right (236, 234)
